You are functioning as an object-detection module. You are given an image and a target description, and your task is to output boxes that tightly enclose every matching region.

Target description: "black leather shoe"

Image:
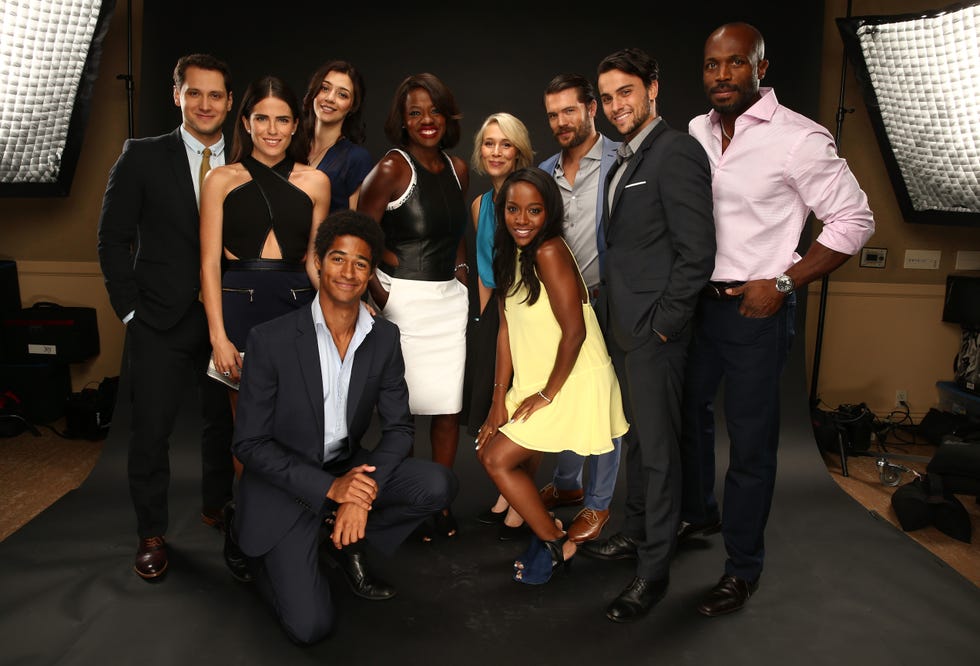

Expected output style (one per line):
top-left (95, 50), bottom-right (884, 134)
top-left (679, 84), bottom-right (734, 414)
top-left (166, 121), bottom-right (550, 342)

top-left (134, 536), bottom-right (168, 580)
top-left (325, 545), bottom-right (397, 601)
top-left (677, 518), bottom-right (722, 543)
top-left (605, 576), bottom-right (668, 623)
top-left (498, 521), bottom-right (531, 541)
top-left (579, 532), bottom-right (638, 560)
top-left (222, 503), bottom-right (253, 583)
top-left (697, 574), bottom-right (759, 616)
top-left (477, 506), bottom-right (508, 525)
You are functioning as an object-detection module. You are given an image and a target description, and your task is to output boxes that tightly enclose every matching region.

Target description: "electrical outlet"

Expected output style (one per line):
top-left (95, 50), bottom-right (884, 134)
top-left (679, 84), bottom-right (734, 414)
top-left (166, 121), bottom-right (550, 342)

top-left (903, 249), bottom-right (941, 269)
top-left (895, 390), bottom-right (908, 406)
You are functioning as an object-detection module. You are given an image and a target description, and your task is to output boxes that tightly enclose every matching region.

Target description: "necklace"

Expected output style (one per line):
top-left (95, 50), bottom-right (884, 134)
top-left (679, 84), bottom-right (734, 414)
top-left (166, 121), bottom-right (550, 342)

top-left (308, 143), bottom-right (329, 167)
top-left (721, 123), bottom-right (734, 142)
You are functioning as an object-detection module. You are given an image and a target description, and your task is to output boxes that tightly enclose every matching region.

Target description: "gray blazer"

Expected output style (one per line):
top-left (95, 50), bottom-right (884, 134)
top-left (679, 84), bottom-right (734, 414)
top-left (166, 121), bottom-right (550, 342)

top-left (598, 120), bottom-right (716, 352)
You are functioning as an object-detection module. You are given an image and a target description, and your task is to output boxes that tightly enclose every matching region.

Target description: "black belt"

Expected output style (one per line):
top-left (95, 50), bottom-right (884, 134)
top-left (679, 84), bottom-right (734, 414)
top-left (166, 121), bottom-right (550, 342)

top-left (701, 281), bottom-right (744, 301)
top-left (226, 259), bottom-right (306, 272)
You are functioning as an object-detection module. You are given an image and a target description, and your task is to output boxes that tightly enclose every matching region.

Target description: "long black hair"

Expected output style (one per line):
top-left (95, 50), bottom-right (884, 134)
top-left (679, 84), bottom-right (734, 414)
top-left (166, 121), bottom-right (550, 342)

top-left (231, 75), bottom-right (307, 163)
top-left (492, 167), bottom-right (565, 306)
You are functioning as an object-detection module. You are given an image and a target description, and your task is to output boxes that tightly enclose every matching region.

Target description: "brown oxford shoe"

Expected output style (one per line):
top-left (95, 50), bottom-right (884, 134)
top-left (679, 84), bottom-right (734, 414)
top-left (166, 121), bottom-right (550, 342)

top-left (201, 506), bottom-right (225, 532)
top-left (697, 574), bottom-right (759, 616)
top-left (134, 536), bottom-right (168, 580)
top-left (538, 483), bottom-right (584, 511)
top-left (567, 508), bottom-right (610, 543)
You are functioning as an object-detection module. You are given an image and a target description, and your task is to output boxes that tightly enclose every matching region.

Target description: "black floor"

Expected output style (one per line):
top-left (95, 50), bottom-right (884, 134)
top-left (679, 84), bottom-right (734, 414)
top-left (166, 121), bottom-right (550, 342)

top-left (1, 341), bottom-right (978, 666)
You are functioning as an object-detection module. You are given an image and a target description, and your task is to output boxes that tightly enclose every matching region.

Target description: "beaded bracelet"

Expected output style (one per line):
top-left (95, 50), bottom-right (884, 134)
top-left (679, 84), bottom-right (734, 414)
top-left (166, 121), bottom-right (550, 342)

top-left (454, 263), bottom-right (469, 274)
top-left (537, 391), bottom-right (552, 403)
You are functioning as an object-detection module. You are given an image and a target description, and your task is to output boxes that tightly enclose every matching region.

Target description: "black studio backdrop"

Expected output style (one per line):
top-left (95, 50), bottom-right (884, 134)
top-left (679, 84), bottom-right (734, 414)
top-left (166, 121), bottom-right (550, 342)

top-left (138, 2), bottom-right (826, 197)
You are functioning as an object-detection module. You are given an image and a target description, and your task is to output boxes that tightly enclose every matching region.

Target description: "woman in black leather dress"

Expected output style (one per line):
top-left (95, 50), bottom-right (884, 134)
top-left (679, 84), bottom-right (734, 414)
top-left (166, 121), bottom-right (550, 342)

top-left (200, 76), bottom-right (331, 395)
top-left (357, 73), bottom-right (469, 539)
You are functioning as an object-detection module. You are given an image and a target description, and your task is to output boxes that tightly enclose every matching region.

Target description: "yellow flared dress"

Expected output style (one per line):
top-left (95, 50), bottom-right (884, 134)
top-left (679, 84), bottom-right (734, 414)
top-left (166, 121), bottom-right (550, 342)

top-left (498, 249), bottom-right (628, 455)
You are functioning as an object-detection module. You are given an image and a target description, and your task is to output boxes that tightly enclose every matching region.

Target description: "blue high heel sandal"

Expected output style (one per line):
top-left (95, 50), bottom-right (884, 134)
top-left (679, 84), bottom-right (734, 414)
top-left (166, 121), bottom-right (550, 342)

top-left (513, 534), bottom-right (571, 585)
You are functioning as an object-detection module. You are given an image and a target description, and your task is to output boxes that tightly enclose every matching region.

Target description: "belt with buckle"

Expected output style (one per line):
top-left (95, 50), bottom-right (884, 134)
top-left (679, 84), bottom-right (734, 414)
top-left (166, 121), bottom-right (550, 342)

top-left (701, 281), bottom-right (744, 301)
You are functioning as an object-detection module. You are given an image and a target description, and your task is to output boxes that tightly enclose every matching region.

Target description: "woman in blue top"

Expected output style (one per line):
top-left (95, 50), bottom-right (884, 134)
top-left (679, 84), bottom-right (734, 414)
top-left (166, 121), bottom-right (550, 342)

top-left (302, 60), bottom-right (373, 213)
top-left (463, 113), bottom-right (534, 536)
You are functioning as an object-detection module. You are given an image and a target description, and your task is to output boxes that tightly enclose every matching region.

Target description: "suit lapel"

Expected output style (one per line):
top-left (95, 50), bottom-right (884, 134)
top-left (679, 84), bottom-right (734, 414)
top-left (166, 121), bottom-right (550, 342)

top-left (346, 329), bottom-right (372, 427)
top-left (167, 129), bottom-right (199, 223)
top-left (608, 120), bottom-right (669, 222)
top-left (295, 310), bottom-right (326, 445)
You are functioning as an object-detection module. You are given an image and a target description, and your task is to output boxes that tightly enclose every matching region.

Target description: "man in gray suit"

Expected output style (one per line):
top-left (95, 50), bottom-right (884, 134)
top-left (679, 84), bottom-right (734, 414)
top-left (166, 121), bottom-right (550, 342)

top-left (537, 73), bottom-right (622, 544)
top-left (580, 48), bottom-right (715, 623)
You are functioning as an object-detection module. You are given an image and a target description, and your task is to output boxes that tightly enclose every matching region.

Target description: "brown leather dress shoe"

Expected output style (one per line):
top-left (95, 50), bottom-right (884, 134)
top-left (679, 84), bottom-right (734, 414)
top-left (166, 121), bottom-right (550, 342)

top-left (201, 506), bottom-right (224, 532)
top-left (567, 508), bottom-right (610, 543)
top-left (538, 483), bottom-right (585, 511)
top-left (697, 574), bottom-right (759, 616)
top-left (134, 536), bottom-right (168, 580)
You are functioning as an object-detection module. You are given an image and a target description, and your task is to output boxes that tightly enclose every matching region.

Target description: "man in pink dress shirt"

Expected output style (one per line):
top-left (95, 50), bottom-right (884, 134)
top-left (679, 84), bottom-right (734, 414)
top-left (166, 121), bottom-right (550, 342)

top-left (681, 22), bottom-right (875, 616)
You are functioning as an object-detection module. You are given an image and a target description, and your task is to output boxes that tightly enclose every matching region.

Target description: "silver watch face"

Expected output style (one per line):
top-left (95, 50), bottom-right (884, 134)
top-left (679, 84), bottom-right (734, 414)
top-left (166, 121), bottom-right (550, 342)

top-left (776, 275), bottom-right (794, 293)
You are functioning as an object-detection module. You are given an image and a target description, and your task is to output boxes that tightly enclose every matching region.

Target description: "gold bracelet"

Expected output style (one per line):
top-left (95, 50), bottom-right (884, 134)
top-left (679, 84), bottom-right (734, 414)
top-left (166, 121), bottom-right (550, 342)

top-left (537, 390), bottom-right (552, 403)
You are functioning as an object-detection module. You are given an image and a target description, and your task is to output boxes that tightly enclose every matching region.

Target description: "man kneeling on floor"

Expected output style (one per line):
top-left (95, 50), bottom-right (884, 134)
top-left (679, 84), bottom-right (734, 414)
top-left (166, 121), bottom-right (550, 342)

top-left (229, 210), bottom-right (458, 645)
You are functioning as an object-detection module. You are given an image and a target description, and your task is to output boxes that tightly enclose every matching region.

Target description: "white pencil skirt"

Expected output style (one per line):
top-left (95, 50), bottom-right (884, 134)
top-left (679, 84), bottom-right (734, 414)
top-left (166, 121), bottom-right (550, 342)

top-left (375, 270), bottom-right (468, 415)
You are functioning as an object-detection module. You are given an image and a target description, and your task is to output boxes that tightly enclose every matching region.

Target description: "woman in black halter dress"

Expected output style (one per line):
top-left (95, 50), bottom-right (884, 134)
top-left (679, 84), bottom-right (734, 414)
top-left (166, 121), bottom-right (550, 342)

top-left (200, 76), bottom-right (330, 392)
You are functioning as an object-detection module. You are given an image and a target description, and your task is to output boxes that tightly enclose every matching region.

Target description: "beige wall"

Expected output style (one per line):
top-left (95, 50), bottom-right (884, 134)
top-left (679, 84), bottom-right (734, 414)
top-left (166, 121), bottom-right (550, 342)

top-left (2, 0), bottom-right (979, 418)
top-left (1, 2), bottom-right (139, 391)
top-left (808, 1), bottom-right (980, 418)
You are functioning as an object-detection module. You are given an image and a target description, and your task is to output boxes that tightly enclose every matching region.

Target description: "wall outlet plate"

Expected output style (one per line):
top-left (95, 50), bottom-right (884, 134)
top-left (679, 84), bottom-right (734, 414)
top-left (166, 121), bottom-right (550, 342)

top-left (860, 247), bottom-right (887, 268)
top-left (904, 249), bottom-right (941, 269)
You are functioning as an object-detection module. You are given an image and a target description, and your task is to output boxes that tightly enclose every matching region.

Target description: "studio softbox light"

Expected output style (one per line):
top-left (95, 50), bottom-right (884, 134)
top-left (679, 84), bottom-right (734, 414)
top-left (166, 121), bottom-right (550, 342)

top-left (837, 2), bottom-right (980, 227)
top-left (0, 0), bottom-right (117, 197)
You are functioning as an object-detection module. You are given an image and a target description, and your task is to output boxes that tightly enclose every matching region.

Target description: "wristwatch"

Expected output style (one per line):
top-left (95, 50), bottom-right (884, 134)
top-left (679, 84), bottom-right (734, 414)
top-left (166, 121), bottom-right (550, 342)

top-left (775, 274), bottom-right (795, 294)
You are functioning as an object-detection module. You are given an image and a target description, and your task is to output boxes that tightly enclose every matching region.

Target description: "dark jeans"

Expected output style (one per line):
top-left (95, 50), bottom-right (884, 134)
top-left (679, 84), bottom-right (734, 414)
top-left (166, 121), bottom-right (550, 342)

top-left (679, 294), bottom-right (795, 581)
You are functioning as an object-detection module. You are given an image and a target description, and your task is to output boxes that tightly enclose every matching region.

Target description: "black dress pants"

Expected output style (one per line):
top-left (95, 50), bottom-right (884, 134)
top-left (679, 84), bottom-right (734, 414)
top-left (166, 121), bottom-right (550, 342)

top-left (125, 302), bottom-right (233, 537)
top-left (609, 329), bottom-right (690, 581)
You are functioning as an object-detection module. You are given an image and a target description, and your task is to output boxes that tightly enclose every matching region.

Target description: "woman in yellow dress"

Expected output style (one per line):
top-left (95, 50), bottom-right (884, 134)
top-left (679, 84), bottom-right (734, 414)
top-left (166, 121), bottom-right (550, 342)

top-left (476, 167), bottom-right (627, 584)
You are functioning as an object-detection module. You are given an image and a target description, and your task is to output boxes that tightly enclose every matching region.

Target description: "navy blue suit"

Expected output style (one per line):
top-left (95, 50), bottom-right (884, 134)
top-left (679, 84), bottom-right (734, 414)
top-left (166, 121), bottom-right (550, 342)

top-left (233, 304), bottom-right (456, 644)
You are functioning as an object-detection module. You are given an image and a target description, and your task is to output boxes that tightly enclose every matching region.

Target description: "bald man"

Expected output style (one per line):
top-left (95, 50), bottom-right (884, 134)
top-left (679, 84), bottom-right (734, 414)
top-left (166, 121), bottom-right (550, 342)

top-left (681, 22), bottom-right (874, 616)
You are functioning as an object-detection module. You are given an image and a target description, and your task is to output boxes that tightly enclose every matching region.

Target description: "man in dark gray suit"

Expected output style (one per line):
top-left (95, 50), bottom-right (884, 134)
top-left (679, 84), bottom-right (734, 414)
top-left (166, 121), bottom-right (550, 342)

top-left (231, 211), bottom-right (457, 645)
top-left (580, 47), bottom-right (715, 623)
top-left (97, 54), bottom-right (235, 580)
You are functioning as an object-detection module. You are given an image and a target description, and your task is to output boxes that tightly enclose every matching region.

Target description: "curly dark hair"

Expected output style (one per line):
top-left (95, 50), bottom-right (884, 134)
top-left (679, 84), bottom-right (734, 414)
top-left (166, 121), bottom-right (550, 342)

top-left (314, 209), bottom-right (385, 268)
top-left (492, 167), bottom-right (565, 306)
